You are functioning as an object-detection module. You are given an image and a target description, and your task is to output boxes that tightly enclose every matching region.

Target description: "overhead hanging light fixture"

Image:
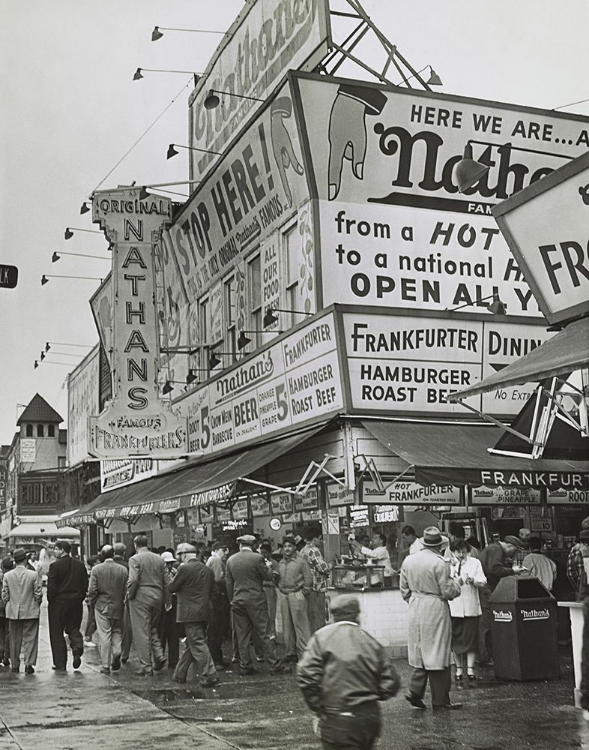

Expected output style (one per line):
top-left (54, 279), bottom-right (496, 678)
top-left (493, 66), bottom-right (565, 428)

top-left (446, 292), bottom-right (506, 315)
top-left (64, 227), bottom-right (102, 240)
top-left (401, 64), bottom-right (443, 87)
top-left (151, 25), bottom-right (225, 42)
top-left (133, 67), bottom-right (203, 84)
top-left (263, 307), bottom-right (313, 328)
top-left (52, 251), bottom-right (110, 263)
top-left (203, 89), bottom-right (264, 110)
top-left (80, 202), bottom-right (91, 215)
top-left (454, 139), bottom-right (574, 193)
top-left (138, 179), bottom-right (202, 201)
top-left (166, 143), bottom-right (222, 160)
top-left (41, 274), bottom-right (103, 285)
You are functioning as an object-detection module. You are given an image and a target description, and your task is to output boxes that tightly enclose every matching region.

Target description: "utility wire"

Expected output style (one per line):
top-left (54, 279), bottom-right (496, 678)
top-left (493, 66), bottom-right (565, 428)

top-left (93, 78), bottom-right (193, 193)
top-left (552, 96), bottom-right (589, 111)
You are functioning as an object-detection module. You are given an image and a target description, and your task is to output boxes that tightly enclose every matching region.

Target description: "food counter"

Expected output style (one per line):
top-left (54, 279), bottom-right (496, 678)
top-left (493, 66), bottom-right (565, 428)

top-left (327, 561), bottom-right (408, 658)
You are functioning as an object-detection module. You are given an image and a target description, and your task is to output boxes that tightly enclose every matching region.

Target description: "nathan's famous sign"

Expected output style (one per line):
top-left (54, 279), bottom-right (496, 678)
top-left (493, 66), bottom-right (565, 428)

top-left (188, 0), bottom-right (330, 177)
top-left (173, 310), bottom-right (343, 456)
top-left (88, 188), bottom-right (188, 459)
top-left (293, 73), bottom-right (589, 315)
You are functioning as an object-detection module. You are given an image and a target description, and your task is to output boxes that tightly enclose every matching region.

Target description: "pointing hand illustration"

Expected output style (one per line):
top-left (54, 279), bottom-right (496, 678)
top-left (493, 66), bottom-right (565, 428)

top-left (271, 96), bottom-right (304, 208)
top-left (328, 84), bottom-right (387, 200)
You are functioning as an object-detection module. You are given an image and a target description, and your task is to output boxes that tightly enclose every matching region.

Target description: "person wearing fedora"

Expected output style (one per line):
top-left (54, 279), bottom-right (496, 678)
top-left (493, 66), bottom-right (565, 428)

top-left (297, 594), bottom-right (400, 749)
top-left (400, 526), bottom-right (462, 710)
top-left (1, 548), bottom-right (43, 674)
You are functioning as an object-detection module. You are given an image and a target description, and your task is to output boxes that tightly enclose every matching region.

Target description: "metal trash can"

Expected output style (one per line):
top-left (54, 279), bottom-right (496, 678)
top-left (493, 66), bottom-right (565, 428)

top-left (489, 575), bottom-right (559, 681)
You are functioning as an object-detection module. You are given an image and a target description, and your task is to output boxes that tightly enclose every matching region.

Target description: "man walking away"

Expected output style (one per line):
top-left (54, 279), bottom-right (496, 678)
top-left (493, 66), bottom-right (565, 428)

top-left (297, 594), bottom-right (400, 749)
top-left (226, 534), bottom-right (290, 676)
top-left (278, 535), bottom-right (313, 662)
top-left (0, 556), bottom-right (14, 667)
top-left (400, 527), bottom-right (462, 711)
top-left (300, 529), bottom-right (331, 633)
top-left (127, 534), bottom-right (169, 676)
top-left (47, 540), bottom-right (88, 671)
top-left (170, 543), bottom-right (218, 687)
top-left (88, 544), bottom-right (128, 674)
top-left (206, 542), bottom-right (231, 670)
top-left (113, 542), bottom-right (132, 663)
top-left (2, 548), bottom-right (43, 674)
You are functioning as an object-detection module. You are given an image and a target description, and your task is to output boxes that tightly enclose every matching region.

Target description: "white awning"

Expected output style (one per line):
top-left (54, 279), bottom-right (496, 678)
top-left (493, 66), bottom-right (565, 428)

top-left (5, 522), bottom-right (80, 539)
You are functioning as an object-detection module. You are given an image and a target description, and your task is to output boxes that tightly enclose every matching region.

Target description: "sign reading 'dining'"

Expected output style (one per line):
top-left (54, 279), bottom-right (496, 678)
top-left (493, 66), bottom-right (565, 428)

top-left (88, 188), bottom-right (188, 459)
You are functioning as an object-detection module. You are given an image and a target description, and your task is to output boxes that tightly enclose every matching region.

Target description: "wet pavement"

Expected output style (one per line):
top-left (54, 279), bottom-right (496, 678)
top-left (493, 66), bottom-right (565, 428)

top-left (1, 604), bottom-right (588, 749)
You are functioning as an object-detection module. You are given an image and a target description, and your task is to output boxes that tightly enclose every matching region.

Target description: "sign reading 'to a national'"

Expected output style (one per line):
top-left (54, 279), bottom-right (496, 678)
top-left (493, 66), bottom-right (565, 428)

top-left (493, 151), bottom-right (589, 326)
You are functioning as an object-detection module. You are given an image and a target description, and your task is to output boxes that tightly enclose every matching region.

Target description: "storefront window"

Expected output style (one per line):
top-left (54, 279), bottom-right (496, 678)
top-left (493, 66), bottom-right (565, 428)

top-left (247, 253), bottom-right (262, 346)
top-left (283, 224), bottom-right (299, 327)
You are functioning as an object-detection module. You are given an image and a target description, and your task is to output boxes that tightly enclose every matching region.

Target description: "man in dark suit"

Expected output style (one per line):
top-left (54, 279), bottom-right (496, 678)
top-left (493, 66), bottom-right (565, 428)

top-left (127, 534), bottom-right (169, 676)
top-left (47, 540), bottom-right (88, 671)
top-left (226, 534), bottom-right (290, 676)
top-left (170, 543), bottom-right (218, 686)
top-left (88, 544), bottom-right (129, 674)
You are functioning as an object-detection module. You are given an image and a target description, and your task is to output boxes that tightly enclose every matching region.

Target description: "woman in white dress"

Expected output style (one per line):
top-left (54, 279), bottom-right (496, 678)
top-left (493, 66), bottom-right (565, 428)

top-left (449, 540), bottom-right (487, 681)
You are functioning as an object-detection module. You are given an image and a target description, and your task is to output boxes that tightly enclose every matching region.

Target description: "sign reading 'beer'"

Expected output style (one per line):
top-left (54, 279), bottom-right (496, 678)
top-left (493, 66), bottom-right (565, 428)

top-left (88, 188), bottom-right (188, 459)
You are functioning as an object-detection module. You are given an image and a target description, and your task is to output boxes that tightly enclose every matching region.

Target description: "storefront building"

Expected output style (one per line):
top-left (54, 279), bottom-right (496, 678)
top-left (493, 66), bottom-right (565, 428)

top-left (59, 2), bottom-right (589, 651)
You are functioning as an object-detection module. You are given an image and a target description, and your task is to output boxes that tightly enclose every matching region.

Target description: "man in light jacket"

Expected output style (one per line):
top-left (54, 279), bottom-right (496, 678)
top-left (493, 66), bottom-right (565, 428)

top-left (400, 526), bottom-right (462, 711)
top-left (277, 535), bottom-right (313, 662)
top-left (127, 535), bottom-right (169, 676)
top-left (2, 548), bottom-right (43, 674)
top-left (88, 544), bottom-right (129, 674)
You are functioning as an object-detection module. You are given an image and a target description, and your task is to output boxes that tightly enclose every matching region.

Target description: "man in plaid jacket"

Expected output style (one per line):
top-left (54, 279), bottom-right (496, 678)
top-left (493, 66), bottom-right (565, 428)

top-left (300, 528), bottom-right (331, 633)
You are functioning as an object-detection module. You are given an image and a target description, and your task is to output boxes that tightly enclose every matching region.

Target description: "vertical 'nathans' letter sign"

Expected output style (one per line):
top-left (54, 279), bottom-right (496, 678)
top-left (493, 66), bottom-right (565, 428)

top-left (88, 187), bottom-right (188, 458)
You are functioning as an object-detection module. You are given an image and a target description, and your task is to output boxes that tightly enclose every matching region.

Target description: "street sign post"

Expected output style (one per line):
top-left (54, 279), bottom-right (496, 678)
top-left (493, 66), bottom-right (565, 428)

top-left (0, 264), bottom-right (18, 289)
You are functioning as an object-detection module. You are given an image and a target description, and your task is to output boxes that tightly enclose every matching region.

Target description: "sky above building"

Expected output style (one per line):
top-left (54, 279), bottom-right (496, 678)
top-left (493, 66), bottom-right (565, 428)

top-left (0, 0), bottom-right (588, 446)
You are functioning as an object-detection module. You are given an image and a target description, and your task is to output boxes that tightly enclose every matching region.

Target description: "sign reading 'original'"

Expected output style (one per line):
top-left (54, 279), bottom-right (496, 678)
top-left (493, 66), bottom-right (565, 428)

top-left (88, 188), bottom-right (188, 459)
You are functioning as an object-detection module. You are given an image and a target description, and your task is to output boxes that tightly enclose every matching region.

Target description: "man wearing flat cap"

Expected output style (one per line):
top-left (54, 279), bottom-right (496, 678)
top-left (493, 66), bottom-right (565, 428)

top-left (277, 535), bottom-right (313, 662)
top-left (169, 543), bottom-right (218, 686)
top-left (478, 534), bottom-right (527, 666)
top-left (226, 534), bottom-right (290, 675)
top-left (400, 526), bottom-right (462, 710)
top-left (297, 594), bottom-right (400, 748)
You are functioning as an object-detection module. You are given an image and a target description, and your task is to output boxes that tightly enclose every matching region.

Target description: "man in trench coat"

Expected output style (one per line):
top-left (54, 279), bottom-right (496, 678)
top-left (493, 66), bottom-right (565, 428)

top-left (400, 526), bottom-right (462, 710)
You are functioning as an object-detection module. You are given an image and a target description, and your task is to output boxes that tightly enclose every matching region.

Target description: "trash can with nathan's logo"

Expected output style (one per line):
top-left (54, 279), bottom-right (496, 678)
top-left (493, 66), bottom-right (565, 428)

top-left (489, 576), bottom-right (560, 680)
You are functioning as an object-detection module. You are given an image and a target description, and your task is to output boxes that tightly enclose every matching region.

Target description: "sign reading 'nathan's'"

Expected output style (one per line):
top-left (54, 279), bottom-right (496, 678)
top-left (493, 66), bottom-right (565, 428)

top-left (89, 188), bottom-right (188, 459)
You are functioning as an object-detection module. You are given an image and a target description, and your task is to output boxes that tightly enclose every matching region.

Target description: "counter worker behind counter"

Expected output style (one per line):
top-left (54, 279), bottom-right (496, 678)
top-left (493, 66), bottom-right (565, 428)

top-left (349, 533), bottom-right (395, 586)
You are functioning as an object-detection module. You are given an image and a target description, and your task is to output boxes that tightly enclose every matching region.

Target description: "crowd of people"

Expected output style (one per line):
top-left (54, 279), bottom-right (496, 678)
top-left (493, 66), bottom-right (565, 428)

top-left (0, 519), bottom-right (587, 748)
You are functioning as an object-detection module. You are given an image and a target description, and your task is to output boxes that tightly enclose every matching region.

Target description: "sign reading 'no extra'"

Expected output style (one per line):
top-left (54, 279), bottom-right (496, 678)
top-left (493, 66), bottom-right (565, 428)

top-left (0, 264), bottom-right (18, 289)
